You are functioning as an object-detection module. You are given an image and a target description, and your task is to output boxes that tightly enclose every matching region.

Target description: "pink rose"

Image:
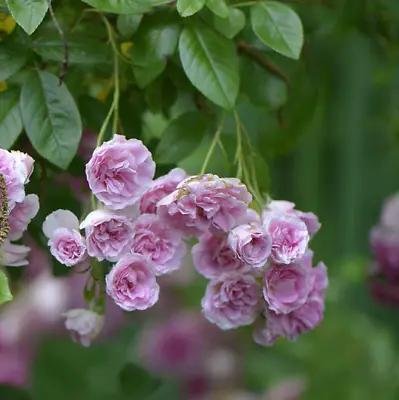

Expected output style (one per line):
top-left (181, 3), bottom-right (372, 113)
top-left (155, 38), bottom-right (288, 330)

top-left (263, 263), bottom-right (312, 314)
top-left (201, 273), bottom-right (260, 330)
top-left (63, 309), bottom-right (104, 347)
top-left (49, 228), bottom-right (87, 267)
top-left (2, 241), bottom-right (30, 266)
top-left (262, 200), bottom-right (321, 237)
top-left (265, 215), bottom-right (309, 265)
top-left (10, 150), bottom-right (34, 186)
top-left (310, 262), bottom-right (328, 297)
top-left (80, 209), bottom-right (134, 262)
top-left (139, 312), bottom-right (206, 376)
top-left (140, 168), bottom-right (187, 214)
top-left (380, 193), bottom-right (399, 230)
top-left (86, 134), bottom-right (155, 210)
top-left (158, 174), bottom-right (252, 237)
top-left (8, 194), bottom-right (39, 240)
top-left (227, 223), bottom-right (272, 268)
top-left (131, 213), bottom-right (186, 275)
top-left (106, 254), bottom-right (159, 311)
top-left (43, 209), bottom-right (87, 266)
top-left (253, 296), bottom-right (324, 346)
top-left (192, 233), bottom-right (252, 279)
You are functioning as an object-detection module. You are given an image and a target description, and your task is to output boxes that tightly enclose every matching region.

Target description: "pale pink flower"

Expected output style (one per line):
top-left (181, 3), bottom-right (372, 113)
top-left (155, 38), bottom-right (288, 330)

top-left (131, 213), bottom-right (186, 275)
top-left (263, 263), bottom-right (312, 314)
top-left (380, 193), bottom-right (399, 230)
top-left (201, 273), bottom-right (260, 330)
top-left (310, 262), bottom-right (328, 297)
top-left (265, 215), bottom-right (309, 265)
top-left (86, 134), bottom-right (155, 210)
top-left (158, 174), bottom-right (252, 237)
top-left (2, 241), bottom-right (30, 266)
top-left (10, 150), bottom-right (34, 185)
top-left (140, 168), bottom-right (187, 214)
top-left (63, 309), bottom-right (104, 347)
top-left (106, 254), bottom-right (159, 311)
top-left (80, 209), bottom-right (134, 262)
top-left (262, 200), bottom-right (321, 237)
top-left (49, 228), bottom-right (87, 267)
top-left (8, 194), bottom-right (39, 240)
top-left (228, 223), bottom-right (272, 268)
top-left (42, 209), bottom-right (80, 238)
top-left (192, 233), bottom-right (252, 279)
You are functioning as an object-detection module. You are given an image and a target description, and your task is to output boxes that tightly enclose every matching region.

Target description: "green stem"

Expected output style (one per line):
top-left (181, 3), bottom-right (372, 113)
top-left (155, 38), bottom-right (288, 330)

top-left (232, 1), bottom-right (258, 7)
top-left (200, 115), bottom-right (225, 175)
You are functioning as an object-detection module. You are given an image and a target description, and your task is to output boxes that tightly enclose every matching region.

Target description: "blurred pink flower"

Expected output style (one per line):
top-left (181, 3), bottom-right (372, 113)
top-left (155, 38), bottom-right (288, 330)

top-left (8, 194), bottom-right (39, 240)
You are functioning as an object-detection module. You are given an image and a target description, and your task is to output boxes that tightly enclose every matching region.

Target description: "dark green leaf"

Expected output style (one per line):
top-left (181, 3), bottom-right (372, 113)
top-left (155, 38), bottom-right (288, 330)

top-left (0, 270), bottom-right (13, 305)
top-left (0, 89), bottom-right (23, 149)
top-left (6, 0), bottom-right (48, 34)
top-left (253, 152), bottom-right (270, 194)
top-left (177, 0), bottom-right (206, 17)
top-left (117, 14), bottom-right (143, 37)
top-left (250, 1), bottom-right (303, 60)
top-left (32, 35), bottom-right (111, 64)
top-left (119, 363), bottom-right (162, 397)
top-left (179, 23), bottom-right (239, 109)
top-left (0, 385), bottom-right (31, 400)
top-left (20, 71), bottom-right (82, 170)
top-left (214, 8), bottom-right (245, 39)
top-left (80, 0), bottom-right (152, 14)
top-left (206, 0), bottom-right (228, 18)
top-left (0, 43), bottom-right (28, 82)
top-left (240, 55), bottom-right (287, 109)
top-left (131, 15), bottom-right (180, 88)
top-left (144, 75), bottom-right (177, 113)
top-left (156, 111), bottom-right (207, 164)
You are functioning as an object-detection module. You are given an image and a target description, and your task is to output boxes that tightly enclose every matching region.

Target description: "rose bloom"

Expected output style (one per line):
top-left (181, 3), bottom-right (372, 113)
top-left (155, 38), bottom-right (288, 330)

top-left (140, 168), bottom-right (187, 214)
top-left (265, 215), bottom-right (309, 265)
top-left (106, 254), bottom-right (159, 311)
top-left (380, 193), bottom-right (399, 230)
top-left (227, 223), bottom-right (272, 269)
top-left (157, 174), bottom-right (252, 237)
top-left (131, 213), bottom-right (186, 275)
top-left (0, 149), bottom-right (34, 211)
top-left (80, 209), bottom-right (134, 262)
top-left (86, 134), bottom-right (155, 210)
top-left (192, 233), bottom-right (252, 279)
top-left (8, 194), bottom-right (39, 240)
top-left (263, 263), bottom-right (312, 314)
top-left (49, 228), bottom-right (87, 267)
top-left (63, 309), bottom-right (104, 347)
top-left (201, 273), bottom-right (260, 330)
top-left (262, 200), bottom-right (321, 238)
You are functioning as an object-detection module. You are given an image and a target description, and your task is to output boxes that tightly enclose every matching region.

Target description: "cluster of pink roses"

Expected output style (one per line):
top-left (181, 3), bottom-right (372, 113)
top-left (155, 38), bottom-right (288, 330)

top-left (0, 148), bottom-right (39, 266)
top-left (42, 134), bottom-right (328, 345)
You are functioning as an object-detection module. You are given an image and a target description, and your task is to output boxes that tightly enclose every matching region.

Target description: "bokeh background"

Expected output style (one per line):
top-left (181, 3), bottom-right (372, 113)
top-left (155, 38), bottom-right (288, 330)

top-left (3, 0), bottom-right (399, 399)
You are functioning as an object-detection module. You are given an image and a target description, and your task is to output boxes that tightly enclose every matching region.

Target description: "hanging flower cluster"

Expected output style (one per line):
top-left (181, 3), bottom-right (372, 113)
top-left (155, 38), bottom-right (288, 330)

top-left (0, 148), bottom-right (39, 266)
top-left (43, 134), bottom-right (328, 346)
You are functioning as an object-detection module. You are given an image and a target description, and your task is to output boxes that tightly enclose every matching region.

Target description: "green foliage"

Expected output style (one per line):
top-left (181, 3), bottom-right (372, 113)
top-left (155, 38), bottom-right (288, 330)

top-left (0, 43), bottom-right (28, 82)
top-left (0, 270), bottom-right (12, 305)
top-left (0, 89), bottom-right (23, 149)
top-left (6, 0), bottom-right (48, 34)
top-left (213, 8), bottom-right (246, 39)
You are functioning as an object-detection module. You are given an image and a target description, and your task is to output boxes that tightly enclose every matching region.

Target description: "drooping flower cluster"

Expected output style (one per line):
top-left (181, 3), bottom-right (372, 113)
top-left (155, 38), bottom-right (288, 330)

top-left (43, 134), bottom-right (328, 346)
top-left (0, 148), bottom-right (39, 266)
top-left (369, 193), bottom-right (399, 305)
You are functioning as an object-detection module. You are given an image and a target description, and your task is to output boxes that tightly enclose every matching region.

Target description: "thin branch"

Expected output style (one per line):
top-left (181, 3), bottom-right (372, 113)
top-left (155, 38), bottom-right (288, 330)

top-left (0, 173), bottom-right (9, 246)
top-left (47, 0), bottom-right (69, 85)
top-left (237, 40), bottom-right (290, 86)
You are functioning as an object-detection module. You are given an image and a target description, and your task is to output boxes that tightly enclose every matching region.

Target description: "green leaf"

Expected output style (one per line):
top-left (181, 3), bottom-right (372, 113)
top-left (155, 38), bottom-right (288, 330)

top-left (119, 364), bottom-right (162, 397)
top-left (32, 34), bottom-right (111, 64)
top-left (0, 89), bottom-right (23, 149)
top-left (6, 0), bottom-right (48, 35)
top-left (240, 55), bottom-right (287, 109)
top-left (0, 386), bottom-right (30, 400)
top-left (179, 23), bottom-right (239, 109)
top-left (131, 15), bottom-right (180, 88)
top-left (80, 0), bottom-right (152, 14)
top-left (156, 111), bottom-right (207, 164)
top-left (117, 14), bottom-right (143, 37)
top-left (250, 1), bottom-right (304, 60)
top-left (177, 0), bottom-right (206, 17)
top-left (214, 8), bottom-right (245, 39)
top-left (20, 71), bottom-right (82, 170)
top-left (206, 0), bottom-right (228, 18)
top-left (0, 270), bottom-right (13, 305)
top-left (0, 43), bottom-right (29, 82)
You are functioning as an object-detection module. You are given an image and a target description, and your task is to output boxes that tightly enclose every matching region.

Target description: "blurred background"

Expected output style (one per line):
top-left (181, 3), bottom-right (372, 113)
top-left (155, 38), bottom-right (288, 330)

top-left (3, 0), bottom-right (399, 399)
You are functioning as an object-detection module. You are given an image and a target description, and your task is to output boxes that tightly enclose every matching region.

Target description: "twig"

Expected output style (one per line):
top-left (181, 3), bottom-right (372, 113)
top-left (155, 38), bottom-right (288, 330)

top-left (0, 173), bottom-right (9, 246)
top-left (47, 0), bottom-right (69, 85)
top-left (237, 40), bottom-right (290, 86)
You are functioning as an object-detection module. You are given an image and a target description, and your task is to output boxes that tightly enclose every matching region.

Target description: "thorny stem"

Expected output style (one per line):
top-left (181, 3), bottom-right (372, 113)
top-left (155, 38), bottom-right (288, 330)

top-left (0, 173), bottom-right (9, 246)
top-left (200, 115), bottom-right (225, 175)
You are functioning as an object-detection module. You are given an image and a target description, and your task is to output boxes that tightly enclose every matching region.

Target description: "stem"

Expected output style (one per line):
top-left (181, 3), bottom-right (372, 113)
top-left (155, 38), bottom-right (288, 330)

top-left (200, 115), bottom-right (225, 175)
top-left (0, 173), bottom-right (9, 246)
